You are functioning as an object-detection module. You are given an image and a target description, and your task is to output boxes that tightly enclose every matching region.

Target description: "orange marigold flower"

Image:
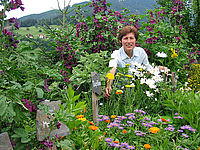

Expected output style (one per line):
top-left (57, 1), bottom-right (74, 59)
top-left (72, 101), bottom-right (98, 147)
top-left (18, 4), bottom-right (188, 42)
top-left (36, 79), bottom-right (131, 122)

top-left (161, 118), bottom-right (168, 122)
top-left (105, 120), bottom-right (110, 123)
top-left (149, 127), bottom-right (160, 133)
top-left (89, 125), bottom-right (99, 131)
top-left (88, 121), bottom-right (95, 125)
top-left (122, 130), bottom-right (127, 133)
top-left (76, 115), bottom-right (84, 118)
top-left (113, 141), bottom-right (119, 144)
top-left (144, 144), bottom-right (151, 149)
top-left (199, 147), bottom-right (200, 150)
top-left (111, 115), bottom-right (117, 119)
top-left (73, 127), bottom-right (77, 130)
top-left (83, 108), bottom-right (86, 113)
top-left (116, 90), bottom-right (123, 94)
top-left (103, 132), bottom-right (106, 135)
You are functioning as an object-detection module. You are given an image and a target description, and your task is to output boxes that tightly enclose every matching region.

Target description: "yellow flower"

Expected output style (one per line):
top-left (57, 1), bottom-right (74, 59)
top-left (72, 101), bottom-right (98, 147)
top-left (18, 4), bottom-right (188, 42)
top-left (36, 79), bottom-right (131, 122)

top-left (144, 144), bottom-right (151, 149)
top-left (111, 115), bottom-right (117, 119)
top-left (138, 68), bottom-right (143, 71)
top-left (125, 64), bottom-right (131, 67)
top-left (171, 48), bottom-right (178, 58)
top-left (125, 84), bottom-right (135, 88)
top-left (78, 117), bottom-right (86, 121)
top-left (106, 73), bottom-right (114, 80)
top-left (125, 75), bottom-right (133, 78)
top-left (117, 72), bottom-right (124, 76)
top-left (149, 127), bottom-right (160, 133)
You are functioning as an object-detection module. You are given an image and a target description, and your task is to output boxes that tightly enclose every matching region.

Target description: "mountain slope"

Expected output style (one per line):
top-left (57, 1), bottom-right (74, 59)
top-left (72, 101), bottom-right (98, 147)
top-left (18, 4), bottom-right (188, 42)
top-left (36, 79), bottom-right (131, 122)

top-left (19, 0), bottom-right (157, 25)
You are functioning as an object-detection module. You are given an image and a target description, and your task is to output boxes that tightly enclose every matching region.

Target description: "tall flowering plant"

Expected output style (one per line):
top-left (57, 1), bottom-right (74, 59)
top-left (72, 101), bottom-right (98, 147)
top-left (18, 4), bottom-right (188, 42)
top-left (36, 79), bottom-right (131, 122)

top-left (137, 0), bottom-right (195, 83)
top-left (74, 0), bottom-right (140, 55)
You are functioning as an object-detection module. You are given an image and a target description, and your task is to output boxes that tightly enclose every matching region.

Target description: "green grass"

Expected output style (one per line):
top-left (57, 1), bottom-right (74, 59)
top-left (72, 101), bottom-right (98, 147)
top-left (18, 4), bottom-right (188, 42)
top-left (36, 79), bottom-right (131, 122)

top-left (14, 25), bottom-right (59, 39)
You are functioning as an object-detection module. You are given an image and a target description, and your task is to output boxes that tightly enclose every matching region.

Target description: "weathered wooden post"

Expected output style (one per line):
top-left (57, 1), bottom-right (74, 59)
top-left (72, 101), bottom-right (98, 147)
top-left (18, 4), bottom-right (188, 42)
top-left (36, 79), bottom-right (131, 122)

top-left (36, 100), bottom-right (70, 150)
top-left (0, 132), bottom-right (13, 150)
top-left (91, 72), bottom-right (101, 126)
top-left (171, 72), bottom-right (177, 92)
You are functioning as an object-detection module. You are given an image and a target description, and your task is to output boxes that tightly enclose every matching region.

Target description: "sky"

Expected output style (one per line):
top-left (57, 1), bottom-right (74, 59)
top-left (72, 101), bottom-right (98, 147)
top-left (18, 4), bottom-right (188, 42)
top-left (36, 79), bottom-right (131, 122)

top-left (6, 0), bottom-right (88, 19)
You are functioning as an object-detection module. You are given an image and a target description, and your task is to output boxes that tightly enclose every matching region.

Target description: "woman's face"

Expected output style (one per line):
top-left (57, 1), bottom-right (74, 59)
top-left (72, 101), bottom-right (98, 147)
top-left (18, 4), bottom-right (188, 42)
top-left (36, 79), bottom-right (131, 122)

top-left (120, 32), bottom-right (136, 54)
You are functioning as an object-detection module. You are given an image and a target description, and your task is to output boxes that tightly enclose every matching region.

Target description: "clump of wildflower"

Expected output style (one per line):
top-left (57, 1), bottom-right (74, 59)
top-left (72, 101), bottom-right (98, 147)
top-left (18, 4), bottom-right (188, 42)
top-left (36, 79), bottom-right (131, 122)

top-left (40, 137), bottom-right (53, 148)
top-left (22, 99), bottom-right (37, 113)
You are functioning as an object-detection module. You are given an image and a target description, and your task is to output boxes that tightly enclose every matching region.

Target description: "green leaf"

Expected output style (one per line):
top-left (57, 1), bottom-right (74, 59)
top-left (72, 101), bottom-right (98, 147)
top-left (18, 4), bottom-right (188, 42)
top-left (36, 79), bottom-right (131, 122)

top-left (36, 87), bottom-right (44, 98)
top-left (68, 85), bottom-right (74, 99)
top-left (0, 96), bottom-right (7, 116)
top-left (72, 94), bottom-right (81, 103)
top-left (21, 137), bottom-right (31, 143)
top-left (23, 81), bottom-right (34, 90)
top-left (10, 81), bottom-right (22, 89)
top-left (7, 103), bottom-right (16, 117)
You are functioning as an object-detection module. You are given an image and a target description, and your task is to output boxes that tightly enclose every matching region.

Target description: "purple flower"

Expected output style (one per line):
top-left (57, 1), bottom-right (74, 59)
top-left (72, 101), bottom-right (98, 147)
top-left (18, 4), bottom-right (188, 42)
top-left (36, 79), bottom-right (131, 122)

top-left (165, 126), bottom-right (175, 131)
top-left (121, 142), bottom-right (129, 147)
top-left (44, 79), bottom-right (50, 92)
top-left (135, 130), bottom-right (146, 136)
top-left (126, 145), bottom-right (135, 149)
top-left (10, 139), bottom-right (15, 148)
top-left (9, 17), bottom-right (17, 23)
top-left (57, 122), bottom-right (61, 129)
top-left (174, 116), bottom-right (183, 119)
top-left (128, 115), bottom-right (136, 120)
top-left (105, 138), bottom-right (113, 143)
top-left (41, 138), bottom-right (53, 148)
top-left (182, 133), bottom-right (189, 138)
top-left (177, 130), bottom-right (183, 132)
top-left (114, 144), bottom-right (122, 148)
top-left (174, 113), bottom-right (179, 115)
top-left (55, 134), bottom-right (59, 140)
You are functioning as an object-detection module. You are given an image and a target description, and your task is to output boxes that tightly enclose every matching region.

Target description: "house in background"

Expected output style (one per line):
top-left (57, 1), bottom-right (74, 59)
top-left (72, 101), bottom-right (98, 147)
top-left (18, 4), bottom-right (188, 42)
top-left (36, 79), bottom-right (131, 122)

top-left (38, 34), bottom-right (45, 39)
top-left (25, 34), bottom-right (33, 38)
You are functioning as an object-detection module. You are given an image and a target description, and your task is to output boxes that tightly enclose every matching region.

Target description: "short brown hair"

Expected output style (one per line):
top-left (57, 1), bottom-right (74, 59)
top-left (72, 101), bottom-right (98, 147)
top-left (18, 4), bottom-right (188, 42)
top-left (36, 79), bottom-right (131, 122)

top-left (118, 26), bottom-right (138, 41)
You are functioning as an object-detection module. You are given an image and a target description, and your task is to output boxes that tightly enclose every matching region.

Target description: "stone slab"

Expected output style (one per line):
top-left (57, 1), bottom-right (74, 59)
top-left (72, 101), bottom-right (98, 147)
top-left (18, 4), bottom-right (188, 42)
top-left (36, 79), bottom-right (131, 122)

top-left (36, 100), bottom-right (70, 141)
top-left (0, 132), bottom-right (13, 150)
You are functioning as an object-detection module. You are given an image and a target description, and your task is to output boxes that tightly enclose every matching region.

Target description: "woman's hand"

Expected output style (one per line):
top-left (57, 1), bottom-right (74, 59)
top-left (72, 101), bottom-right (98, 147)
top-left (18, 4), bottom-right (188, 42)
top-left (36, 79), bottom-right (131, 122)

top-left (104, 86), bottom-right (112, 100)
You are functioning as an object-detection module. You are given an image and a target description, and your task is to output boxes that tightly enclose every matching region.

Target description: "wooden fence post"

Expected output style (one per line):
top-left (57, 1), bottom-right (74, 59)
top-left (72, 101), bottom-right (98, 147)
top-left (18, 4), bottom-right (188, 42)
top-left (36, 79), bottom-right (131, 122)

top-left (91, 72), bottom-right (101, 126)
top-left (171, 72), bottom-right (177, 92)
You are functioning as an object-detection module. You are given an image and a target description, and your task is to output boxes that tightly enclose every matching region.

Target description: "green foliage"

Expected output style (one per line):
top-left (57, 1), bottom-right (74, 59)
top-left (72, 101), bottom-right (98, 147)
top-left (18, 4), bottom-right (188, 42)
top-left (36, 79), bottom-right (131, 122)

top-left (163, 90), bottom-right (200, 132)
top-left (53, 85), bottom-right (87, 131)
top-left (70, 51), bottom-right (111, 90)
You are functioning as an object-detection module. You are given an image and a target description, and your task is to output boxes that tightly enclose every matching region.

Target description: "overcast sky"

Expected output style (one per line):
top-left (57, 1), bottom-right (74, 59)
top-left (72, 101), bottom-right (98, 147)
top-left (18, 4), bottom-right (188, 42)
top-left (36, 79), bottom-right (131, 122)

top-left (6, 0), bottom-right (88, 18)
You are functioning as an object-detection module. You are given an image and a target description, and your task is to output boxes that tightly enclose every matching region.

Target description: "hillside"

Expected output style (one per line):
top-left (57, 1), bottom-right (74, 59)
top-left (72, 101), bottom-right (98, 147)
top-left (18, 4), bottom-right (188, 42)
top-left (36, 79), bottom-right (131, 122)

top-left (19, 0), bottom-right (157, 26)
